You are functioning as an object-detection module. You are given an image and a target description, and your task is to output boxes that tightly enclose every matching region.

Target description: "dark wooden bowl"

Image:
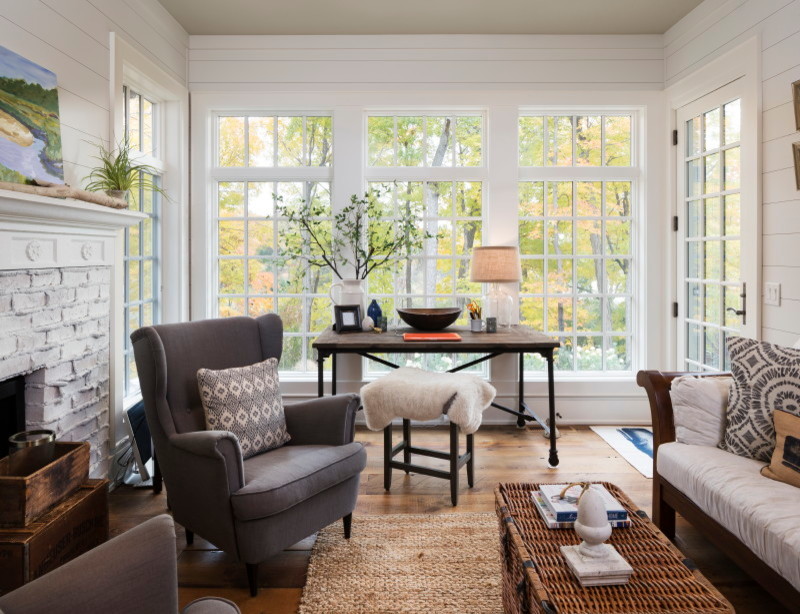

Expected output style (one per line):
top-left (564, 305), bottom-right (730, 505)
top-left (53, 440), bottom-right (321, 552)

top-left (396, 307), bottom-right (462, 331)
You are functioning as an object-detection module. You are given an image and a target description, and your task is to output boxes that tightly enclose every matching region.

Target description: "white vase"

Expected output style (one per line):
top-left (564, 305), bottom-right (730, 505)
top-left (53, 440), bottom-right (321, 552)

top-left (329, 278), bottom-right (366, 313)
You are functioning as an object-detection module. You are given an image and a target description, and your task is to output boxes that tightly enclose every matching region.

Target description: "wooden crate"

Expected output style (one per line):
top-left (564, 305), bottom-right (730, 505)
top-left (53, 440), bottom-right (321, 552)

top-left (0, 441), bottom-right (90, 527)
top-left (0, 479), bottom-right (109, 592)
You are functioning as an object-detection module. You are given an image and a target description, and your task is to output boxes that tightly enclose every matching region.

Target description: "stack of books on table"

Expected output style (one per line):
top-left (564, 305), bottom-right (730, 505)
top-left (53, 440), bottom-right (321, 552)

top-left (531, 484), bottom-right (631, 530)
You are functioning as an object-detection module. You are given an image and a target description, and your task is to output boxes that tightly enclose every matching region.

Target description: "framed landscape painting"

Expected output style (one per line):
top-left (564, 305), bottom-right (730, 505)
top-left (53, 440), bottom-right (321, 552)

top-left (0, 45), bottom-right (64, 185)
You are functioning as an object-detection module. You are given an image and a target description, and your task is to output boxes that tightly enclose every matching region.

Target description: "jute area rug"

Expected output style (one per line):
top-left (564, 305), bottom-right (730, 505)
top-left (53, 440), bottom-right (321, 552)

top-left (298, 512), bottom-right (503, 614)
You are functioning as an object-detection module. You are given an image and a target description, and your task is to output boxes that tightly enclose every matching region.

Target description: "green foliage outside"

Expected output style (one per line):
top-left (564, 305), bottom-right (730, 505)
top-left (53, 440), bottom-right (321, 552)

top-left (214, 112), bottom-right (635, 373)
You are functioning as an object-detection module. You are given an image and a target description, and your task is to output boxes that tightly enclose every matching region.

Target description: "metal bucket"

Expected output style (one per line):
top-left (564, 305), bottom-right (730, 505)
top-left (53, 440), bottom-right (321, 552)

top-left (6, 430), bottom-right (56, 476)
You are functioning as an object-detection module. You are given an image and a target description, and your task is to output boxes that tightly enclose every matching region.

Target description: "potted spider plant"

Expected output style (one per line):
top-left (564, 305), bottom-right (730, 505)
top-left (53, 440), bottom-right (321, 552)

top-left (84, 140), bottom-right (166, 204)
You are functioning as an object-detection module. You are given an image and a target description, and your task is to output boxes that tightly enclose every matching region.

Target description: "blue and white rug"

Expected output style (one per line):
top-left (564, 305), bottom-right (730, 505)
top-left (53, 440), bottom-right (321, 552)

top-left (590, 426), bottom-right (654, 478)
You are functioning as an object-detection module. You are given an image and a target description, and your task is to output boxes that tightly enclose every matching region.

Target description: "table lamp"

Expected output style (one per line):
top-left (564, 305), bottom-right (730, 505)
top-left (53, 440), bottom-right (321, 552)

top-left (470, 246), bottom-right (521, 328)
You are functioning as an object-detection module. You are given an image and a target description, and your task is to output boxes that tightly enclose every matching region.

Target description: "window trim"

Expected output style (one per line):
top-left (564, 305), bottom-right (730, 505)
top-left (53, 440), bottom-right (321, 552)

top-left (110, 33), bottom-right (188, 457)
top-left (209, 111), bottom-right (334, 374)
top-left (518, 109), bottom-right (643, 375)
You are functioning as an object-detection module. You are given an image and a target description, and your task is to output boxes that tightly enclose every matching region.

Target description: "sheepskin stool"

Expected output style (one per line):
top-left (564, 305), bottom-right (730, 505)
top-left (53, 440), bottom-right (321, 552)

top-left (361, 367), bottom-right (496, 506)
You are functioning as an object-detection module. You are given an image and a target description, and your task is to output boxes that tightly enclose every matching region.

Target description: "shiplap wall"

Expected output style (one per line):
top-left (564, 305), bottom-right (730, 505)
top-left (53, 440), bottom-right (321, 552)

top-left (665, 0), bottom-right (800, 346)
top-left (0, 0), bottom-right (188, 187)
top-left (188, 34), bottom-right (664, 90)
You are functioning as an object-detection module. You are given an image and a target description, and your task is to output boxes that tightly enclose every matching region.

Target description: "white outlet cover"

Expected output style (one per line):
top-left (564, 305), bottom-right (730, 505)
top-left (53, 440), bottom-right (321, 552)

top-left (764, 282), bottom-right (781, 306)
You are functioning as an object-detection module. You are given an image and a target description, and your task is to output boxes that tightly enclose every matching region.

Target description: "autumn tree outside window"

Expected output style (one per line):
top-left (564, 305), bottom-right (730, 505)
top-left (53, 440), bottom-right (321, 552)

top-left (365, 113), bottom-right (485, 374)
top-left (215, 115), bottom-right (333, 373)
top-left (518, 114), bottom-right (635, 373)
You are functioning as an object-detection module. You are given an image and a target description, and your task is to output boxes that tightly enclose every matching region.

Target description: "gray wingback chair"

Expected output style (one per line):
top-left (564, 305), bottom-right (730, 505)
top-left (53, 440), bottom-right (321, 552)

top-left (131, 314), bottom-right (366, 596)
top-left (0, 515), bottom-right (239, 614)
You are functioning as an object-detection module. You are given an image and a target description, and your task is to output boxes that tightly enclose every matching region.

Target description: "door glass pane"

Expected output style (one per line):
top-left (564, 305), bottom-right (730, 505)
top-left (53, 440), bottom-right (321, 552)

top-left (723, 100), bottom-right (741, 144)
top-left (687, 117), bottom-right (701, 157)
top-left (682, 98), bottom-right (742, 371)
top-left (704, 108), bottom-right (720, 151)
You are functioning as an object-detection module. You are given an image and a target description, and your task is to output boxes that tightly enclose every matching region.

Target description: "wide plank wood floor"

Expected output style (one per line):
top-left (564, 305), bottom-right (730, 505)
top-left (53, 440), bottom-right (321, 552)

top-left (109, 425), bottom-right (787, 614)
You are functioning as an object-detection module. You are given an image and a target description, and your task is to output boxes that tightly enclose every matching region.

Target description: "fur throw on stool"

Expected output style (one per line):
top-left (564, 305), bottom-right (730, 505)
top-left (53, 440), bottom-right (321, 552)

top-left (361, 367), bottom-right (497, 434)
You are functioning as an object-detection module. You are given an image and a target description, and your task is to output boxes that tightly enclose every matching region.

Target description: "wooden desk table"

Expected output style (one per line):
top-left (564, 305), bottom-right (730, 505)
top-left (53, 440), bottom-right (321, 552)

top-left (312, 325), bottom-right (562, 466)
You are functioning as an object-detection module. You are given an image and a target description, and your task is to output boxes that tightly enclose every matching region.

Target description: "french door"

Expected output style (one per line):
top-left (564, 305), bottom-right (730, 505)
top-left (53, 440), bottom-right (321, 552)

top-left (676, 80), bottom-right (757, 371)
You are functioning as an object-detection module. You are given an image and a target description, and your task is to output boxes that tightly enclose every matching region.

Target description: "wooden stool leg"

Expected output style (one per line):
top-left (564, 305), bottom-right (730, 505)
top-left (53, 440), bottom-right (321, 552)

top-left (384, 425), bottom-right (392, 491)
top-left (450, 422), bottom-right (459, 506)
top-left (402, 418), bottom-right (411, 473)
top-left (467, 433), bottom-right (474, 488)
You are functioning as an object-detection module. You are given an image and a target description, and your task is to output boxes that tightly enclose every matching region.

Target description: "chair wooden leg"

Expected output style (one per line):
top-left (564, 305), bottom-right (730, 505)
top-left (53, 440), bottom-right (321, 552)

top-left (450, 422), bottom-right (459, 506)
top-left (246, 563), bottom-right (259, 597)
top-left (343, 513), bottom-right (352, 539)
top-left (402, 418), bottom-right (411, 472)
top-left (384, 425), bottom-right (392, 491)
top-left (467, 433), bottom-right (474, 488)
top-left (185, 529), bottom-right (194, 545)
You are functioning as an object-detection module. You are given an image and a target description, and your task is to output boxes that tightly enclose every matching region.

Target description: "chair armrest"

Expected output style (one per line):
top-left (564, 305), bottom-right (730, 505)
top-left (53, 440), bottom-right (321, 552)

top-left (0, 515), bottom-right (178, 614)
top-left (284, 393), bottom-right (360, 446)
top-left (182, 598), bottom-right (241, 614)
top-left (170, 431), bottom-right (245, 494)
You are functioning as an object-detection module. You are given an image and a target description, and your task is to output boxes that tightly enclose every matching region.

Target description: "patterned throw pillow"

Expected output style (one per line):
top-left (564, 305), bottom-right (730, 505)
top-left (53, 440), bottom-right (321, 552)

top-left (720, 337), bottom-right (800, 462)
top-left (197, 358), bottom-right (290, 459)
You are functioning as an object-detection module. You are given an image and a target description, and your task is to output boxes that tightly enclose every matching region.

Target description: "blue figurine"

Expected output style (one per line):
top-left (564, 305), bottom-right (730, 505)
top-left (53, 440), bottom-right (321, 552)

top-left (367, 299), bottom-right (382, 324)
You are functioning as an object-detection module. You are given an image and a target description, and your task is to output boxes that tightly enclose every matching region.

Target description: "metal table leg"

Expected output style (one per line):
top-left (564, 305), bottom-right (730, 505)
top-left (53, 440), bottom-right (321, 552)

top-left (546, 351), bottom-right (559, 467)
top-left (331, 353), bottom-right (337, 395)
top-left (517, 352), bottom-right (526, 427)
top-left (317, 351), bottom-right (325, 397)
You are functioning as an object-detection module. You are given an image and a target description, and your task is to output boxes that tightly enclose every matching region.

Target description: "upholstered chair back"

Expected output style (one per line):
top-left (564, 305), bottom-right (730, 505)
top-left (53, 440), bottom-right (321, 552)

top-left (132, 315), bottom-right (283, 438)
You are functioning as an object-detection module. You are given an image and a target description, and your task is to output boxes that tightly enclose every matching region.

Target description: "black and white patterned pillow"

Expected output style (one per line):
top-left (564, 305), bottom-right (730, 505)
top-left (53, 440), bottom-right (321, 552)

top-left (720, 336), bottom-right (800, 462)
top-left (197, 358), bottom-right (290, 459)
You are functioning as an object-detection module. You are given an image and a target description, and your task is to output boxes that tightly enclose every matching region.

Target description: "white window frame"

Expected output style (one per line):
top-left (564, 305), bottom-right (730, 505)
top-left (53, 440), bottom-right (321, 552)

top-left (192, 92), bottom-right (661, 423)
top-left (109, 33), bottom-right (188, 458)
top-left (364, 111), bottom-right (488, 376)
top-left (667, 37), bottom-right (761, 369)
top-left (209, 111), bottom-right (334, 376)
top-left (518, 108), bottom-right (643, 376)
top-left (122, 86), bottom-right (164, 402)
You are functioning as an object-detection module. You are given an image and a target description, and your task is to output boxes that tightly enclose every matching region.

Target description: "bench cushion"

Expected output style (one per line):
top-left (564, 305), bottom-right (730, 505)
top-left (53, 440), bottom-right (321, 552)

top-left (658, 442), bottom-right (800, 590)
top-left (231, 443), bottom-right (366, 521)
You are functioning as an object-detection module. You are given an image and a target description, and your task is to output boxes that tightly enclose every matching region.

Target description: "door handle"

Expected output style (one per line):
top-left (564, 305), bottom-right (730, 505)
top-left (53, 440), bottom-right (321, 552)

top-left (725, 283), bottom-right (746, 325)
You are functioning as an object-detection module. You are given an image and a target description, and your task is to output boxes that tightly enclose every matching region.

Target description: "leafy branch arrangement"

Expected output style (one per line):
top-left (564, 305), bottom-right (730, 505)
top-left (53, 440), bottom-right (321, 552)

top-left (277, 190), bottom-right (435, 280)
top-left (84, 139), bottom-right (166, 197)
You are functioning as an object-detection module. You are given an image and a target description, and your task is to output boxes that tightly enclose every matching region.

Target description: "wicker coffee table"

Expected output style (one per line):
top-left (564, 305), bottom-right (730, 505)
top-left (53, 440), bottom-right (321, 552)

top-left (495, 482), bottom-right (734, 614)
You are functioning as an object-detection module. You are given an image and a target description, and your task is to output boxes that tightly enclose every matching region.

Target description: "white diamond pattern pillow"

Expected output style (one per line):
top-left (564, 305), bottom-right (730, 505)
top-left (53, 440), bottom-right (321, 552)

top-left (720, 336), bottom-right (800, 462)
top-left (197, 357), bottom-right (290, 459)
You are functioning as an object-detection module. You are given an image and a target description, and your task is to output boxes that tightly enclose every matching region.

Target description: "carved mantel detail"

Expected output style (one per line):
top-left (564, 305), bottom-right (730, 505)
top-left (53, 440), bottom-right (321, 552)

top-left (0, 189), bottom-right (145, 271)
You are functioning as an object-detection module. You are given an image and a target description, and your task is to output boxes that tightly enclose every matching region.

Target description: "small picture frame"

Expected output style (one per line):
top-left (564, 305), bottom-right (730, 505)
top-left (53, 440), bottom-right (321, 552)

top-left (793, 80), bottom-right (800, 131)
top-left (793, 142), bottom-right (800, 191)
top-left (334, 304), bottom-right (363, 333)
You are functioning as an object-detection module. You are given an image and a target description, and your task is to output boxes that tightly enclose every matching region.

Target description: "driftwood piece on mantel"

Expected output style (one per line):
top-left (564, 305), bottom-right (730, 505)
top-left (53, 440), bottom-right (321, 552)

top-left (0, 181), bottom-right (129, 210)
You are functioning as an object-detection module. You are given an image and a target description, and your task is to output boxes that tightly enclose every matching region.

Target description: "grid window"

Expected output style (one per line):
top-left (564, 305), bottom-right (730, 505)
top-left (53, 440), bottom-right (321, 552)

top-left (366, 112), bottom-right (484, 373)
top-left (367, 115), bottom-right (482, 167)
top-left (683, 99), bottom-right (741, 371)
top-left (123, 85), bottom-right (161, 398)
top-left (126, 88), bottom-right (156, 157)
top-left (213, 114), bottom-right (333, 374)
top-left (519, 115), bottom-right (631, 167)
top-left (218, 115), bottom-right (332, 167)
top-left (123, 173), bottom-right (160, 397)
top-left (519, 112), bottom-right (635, 373)
top-left (216, 181), bottom-right (332, 372)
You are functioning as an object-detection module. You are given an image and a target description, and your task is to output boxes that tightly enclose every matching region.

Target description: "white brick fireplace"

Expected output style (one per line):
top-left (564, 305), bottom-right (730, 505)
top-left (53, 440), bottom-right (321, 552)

top-left (0, 189), bottom-right (143, 476)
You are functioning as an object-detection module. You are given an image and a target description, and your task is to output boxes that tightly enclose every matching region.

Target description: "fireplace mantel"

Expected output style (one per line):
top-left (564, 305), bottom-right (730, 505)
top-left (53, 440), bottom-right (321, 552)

top-left (0, 189), bottom-right (145, 271)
